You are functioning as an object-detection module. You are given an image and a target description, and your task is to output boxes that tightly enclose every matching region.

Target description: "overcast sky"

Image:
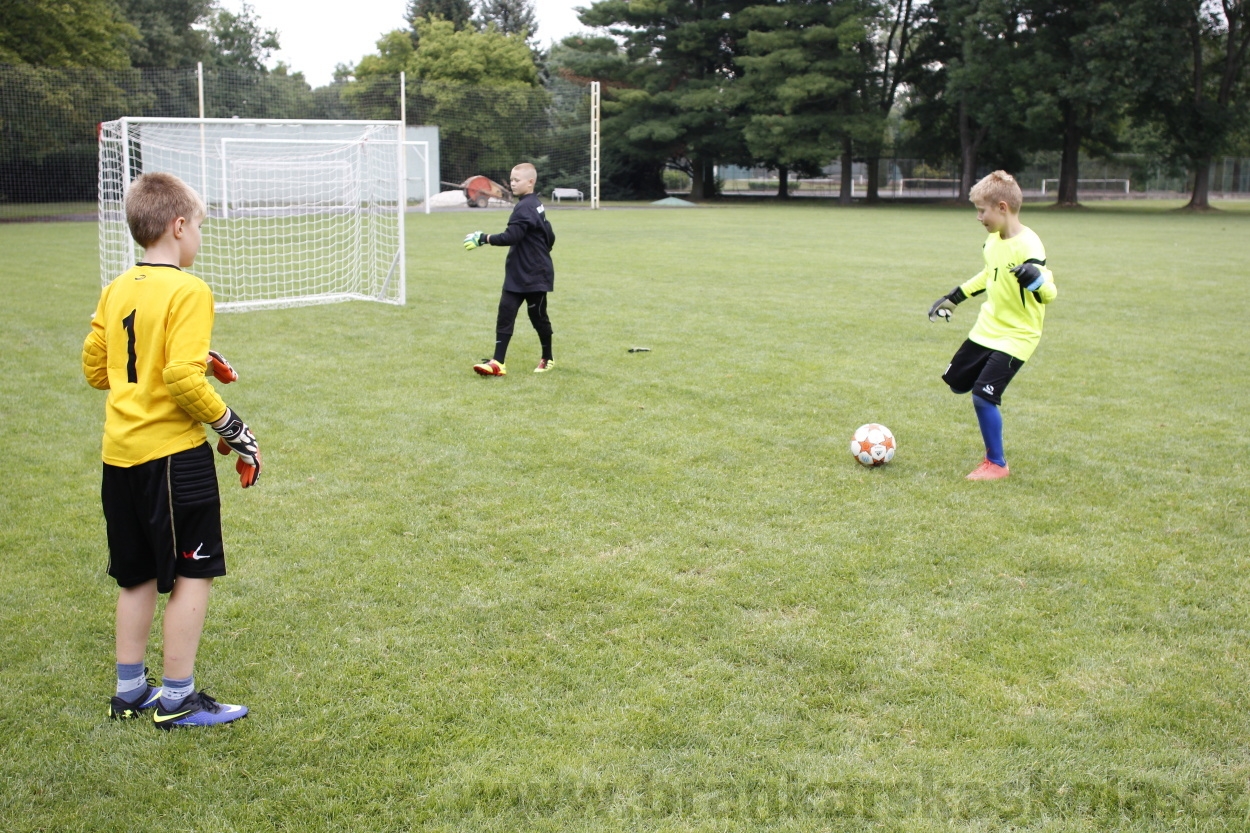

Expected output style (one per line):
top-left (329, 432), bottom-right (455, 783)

top-left (225, 0), bottom-right (591, 88)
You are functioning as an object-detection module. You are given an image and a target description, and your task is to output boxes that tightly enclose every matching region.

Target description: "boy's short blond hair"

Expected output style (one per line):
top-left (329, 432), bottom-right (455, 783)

top-left (969, 170), bottom-right (1022, 213)
top-left (512, 162), bottom-right (537, 180)
top-left (125, 172), bottom-right (206, 248)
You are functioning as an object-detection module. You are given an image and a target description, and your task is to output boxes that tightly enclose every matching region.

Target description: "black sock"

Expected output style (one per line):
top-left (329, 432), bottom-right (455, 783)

top-left (493, 334), bottom-right (511, 363)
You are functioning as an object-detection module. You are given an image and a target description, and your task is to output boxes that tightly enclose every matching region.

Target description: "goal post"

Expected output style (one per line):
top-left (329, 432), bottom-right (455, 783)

top-left (98, 117), bottom-right (406, 311)
top-left (590, 81), bottom-right (600, 209)
top-left (404, 140), bottom-right (431, 215)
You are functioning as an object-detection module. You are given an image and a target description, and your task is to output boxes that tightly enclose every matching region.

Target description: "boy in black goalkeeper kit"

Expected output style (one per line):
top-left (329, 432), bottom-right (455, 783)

top-left (463, 162), bottom-right (557, 376)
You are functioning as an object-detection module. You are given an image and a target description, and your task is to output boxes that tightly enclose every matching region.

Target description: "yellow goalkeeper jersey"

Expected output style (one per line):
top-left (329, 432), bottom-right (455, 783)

top-left (960, 226), bottom-right (1057, 361)
top-left (82, 264), bottom-right (227, 466)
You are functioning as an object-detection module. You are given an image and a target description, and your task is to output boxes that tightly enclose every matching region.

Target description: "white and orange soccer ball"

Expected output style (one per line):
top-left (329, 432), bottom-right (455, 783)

top-left (850, 423), bottom-right (895, 467)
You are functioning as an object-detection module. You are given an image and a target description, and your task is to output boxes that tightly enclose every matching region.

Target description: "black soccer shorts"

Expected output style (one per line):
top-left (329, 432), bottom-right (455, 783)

top-left (942, 339), bottom-right (1025, 405)
top-left (102, 441), bottom-right (226, 593)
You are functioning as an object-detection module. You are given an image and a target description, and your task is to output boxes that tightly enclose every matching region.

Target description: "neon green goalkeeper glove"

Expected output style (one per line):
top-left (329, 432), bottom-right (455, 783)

top-left (463, 231), bottom-right (488, 250)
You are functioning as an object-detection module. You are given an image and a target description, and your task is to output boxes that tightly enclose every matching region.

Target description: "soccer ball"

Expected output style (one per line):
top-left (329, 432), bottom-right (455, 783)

top-left (850, 423), bottom-right (895, 467)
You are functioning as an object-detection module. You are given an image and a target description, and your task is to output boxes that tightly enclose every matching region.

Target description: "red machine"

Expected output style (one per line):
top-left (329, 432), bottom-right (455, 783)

top-left (459, 175), bottom-right (511, 208)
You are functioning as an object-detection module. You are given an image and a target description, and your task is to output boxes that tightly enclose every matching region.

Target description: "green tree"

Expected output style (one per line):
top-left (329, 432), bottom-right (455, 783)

top-left (0, 0), bottom-right (136, 68)
top-left (476, 0), bottom-right (540, 39)
top-left (858, 0), bottom-right (923, 201)
top-left (907, 0), bottom-right (1032, 200)
top-left (355, 18), bottom-right (538, 85)
top-left (409, 17), bottom-right (538, 84)
top-left (548, 35), bottom-right (668, 199)
top-left (578, 0), bottom-right (755, 200)
top-left (1018, 1), bottom-right (1129, 206)
top-left (406, 0), bottom-right (474, 46)
top-left (203, 2), bottom-right (281, 72)
top-left (114, 0), bottom-right (212, 67)
top-left (1121, 0), bottom-right (1250, 209)
top-left (737, 0), bottom-right (873, 200)
top-left (348, 20), bottom-right (545, 185)
top-left (0, 0), bottom-right (139, 204)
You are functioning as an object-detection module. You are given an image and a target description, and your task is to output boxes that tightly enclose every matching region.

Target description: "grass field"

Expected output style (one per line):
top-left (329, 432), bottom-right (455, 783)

top-left (1, 201), bottom-right (1248, 831)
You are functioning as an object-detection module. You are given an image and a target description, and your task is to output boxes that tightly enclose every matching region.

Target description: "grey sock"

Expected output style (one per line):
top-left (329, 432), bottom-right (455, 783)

top-left (116, 662), bottom-right (147, 699)
top-left (160, 676), bottom-right (195, 710)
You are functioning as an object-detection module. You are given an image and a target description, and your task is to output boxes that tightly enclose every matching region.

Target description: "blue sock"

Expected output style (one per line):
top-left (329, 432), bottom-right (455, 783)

top-left (116, 661), bottom-right (147, 699)
top-left (161, 676), bottom-right (195, 710)
top-left (973, 394), bottom-right (1006, 467)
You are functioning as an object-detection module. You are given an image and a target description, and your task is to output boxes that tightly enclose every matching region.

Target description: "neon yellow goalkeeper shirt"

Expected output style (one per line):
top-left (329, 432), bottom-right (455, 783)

top-left (82, 264), bottom-right (227, 467)
top-left (960, 226), bottom-right (1057, 362)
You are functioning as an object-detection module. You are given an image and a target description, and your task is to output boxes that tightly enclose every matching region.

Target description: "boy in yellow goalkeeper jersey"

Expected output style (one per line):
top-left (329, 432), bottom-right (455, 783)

top-left (83, 172), bottom-right (259, 727)
top-left (928, 170), bottom-right (1058, 481)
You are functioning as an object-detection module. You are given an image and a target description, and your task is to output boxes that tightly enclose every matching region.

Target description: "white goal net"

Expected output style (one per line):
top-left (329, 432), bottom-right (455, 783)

top-left (98, 118), bottom-right (405, 311)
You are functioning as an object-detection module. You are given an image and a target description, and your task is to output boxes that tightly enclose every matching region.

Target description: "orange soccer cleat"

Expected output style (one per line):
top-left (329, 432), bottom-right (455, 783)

top-left (966, 459), bottom-right (1010, 481)
top-left (473, 358), bottom-right (506, 376)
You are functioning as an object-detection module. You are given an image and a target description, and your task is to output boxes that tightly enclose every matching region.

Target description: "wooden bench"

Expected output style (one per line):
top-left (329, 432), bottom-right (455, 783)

top-left (551, 188), bottom-right (584, 203)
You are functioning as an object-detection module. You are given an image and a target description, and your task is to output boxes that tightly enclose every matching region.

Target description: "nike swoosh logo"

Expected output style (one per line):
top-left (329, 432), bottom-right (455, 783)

top-left (154, 710), bottom-right (193, 723)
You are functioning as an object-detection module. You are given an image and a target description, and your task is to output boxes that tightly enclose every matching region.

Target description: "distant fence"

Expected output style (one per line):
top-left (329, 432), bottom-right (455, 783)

top-left (715, 156), bottom-right (1250, 200)
top-left (0, 64), bottom-right (592, 221)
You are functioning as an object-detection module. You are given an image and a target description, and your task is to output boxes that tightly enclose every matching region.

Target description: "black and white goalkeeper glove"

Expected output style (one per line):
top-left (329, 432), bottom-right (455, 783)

top-left (212, 407), bottom-right (261, 488)
top-left (928, 286), bottom-right (967, 322)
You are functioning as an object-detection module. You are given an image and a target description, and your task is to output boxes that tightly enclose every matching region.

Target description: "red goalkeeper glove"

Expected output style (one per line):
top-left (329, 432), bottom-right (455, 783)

top-left (212, 408), bottom-right (261, 488)
top-left (206, 350), bottom-right (238, 384)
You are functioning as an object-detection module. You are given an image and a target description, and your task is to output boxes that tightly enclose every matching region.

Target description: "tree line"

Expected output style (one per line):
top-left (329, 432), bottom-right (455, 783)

top-left (548, 0), bottom-right (1250, 208)
top-left (3, 0), bottom-right (1248, 208)
top-left (0, 0), bottom-right (556, 204)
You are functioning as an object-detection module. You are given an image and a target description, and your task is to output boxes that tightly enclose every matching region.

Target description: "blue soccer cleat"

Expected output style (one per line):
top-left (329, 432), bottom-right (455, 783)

top-left (153, 691), bottom-right (248, 729)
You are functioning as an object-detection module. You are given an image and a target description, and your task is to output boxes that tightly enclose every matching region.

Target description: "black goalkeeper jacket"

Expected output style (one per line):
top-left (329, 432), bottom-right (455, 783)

top-left (490, 192), bottom-right (556, 293)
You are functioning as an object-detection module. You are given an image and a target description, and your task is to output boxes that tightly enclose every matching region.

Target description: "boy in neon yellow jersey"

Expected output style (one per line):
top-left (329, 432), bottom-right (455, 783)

top-left (928, 170), bottom-right (1057, 480)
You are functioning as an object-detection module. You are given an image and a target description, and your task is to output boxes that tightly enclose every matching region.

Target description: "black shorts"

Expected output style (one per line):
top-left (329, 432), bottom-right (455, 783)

top-left (102, 442), bottom-right (226, 593)
top-left (942, 340), bottom-right (1025, 405)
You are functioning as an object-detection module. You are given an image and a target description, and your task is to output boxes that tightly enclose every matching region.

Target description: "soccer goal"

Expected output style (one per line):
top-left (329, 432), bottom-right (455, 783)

top-left (98, 118), bottom-right (406, 311)
top-left (1040, 178), bottom-right (1130, 197)
top-left (893, 178), bottom-right (961, 197)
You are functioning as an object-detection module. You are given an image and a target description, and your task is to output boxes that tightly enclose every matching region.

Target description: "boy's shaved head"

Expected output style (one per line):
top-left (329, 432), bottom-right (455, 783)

top-left (126, 172), bottom-right (206, 247)
top-left (510, 162), bottom-right (538, 197)
top-left (970, 170), bottom-right (1022, 213)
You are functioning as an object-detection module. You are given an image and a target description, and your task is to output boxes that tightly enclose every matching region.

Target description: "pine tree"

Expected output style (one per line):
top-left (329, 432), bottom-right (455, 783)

top-left (578, 0), bottom-right (756, 199)
top-left (406, 0), bottom-right (474, 43)
top-left (737, 0), bottom-right (878, 202)
top-left (476, 0), bottom-right (538, 39)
